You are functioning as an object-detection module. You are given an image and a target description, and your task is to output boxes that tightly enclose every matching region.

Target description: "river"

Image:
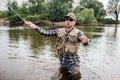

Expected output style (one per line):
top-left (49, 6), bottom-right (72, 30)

top-left (0, 24), bottom-right (120, 80)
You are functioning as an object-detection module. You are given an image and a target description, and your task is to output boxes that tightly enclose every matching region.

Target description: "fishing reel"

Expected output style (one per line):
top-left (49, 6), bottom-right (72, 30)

top-left (23, 21), bottom-right (33, 30)
top-left (23, 25), bottom-right (31, 30)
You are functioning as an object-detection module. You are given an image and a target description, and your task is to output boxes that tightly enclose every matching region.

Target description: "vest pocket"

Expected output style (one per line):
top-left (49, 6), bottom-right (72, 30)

top-left (68, 35), bottom-right (77, 43)
top-left (65, 45), bottom-right (78, 54)
top-left (55, 37), bottom-right (64, 54)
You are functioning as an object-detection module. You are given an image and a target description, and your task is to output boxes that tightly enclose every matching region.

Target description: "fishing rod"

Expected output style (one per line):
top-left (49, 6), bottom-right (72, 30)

top-left (8, 5), bottom-right (30, 29)
top-left (8, 6), bottom-right (24, 21)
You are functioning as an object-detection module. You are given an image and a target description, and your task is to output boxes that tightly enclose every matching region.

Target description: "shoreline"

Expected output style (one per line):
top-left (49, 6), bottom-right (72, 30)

top-left (0, 20), bottom-right (10, 26)
top-left (0, 20), bottom-right (109, 27)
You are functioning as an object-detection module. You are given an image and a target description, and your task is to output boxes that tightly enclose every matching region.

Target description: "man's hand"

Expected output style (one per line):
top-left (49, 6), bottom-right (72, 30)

top-left (79, 36), bottom-right (89, 46)
top-left (79, 36), bottom-right (88, 44)
top-left (24, 21), bottom-right (37, 29)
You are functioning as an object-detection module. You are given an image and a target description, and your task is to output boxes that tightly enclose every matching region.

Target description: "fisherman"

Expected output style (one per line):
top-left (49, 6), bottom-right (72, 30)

top-left (24, 12), bottom-right (89, 80)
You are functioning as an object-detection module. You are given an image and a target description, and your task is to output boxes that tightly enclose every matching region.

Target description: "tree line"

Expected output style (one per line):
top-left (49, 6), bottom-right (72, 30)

top-left (0, 0), bottom-right (120, 25)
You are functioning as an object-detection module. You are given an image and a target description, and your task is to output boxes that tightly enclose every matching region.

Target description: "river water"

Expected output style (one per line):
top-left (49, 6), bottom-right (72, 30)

top-left (0, 25), bottom-right (120, 80)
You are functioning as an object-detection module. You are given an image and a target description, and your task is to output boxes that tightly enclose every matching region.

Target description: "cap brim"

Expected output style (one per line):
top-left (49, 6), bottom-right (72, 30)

top-left (64, 16), bottom-right (71, 19)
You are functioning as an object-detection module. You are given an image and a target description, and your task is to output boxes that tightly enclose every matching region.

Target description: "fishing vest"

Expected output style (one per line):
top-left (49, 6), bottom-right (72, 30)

top-left (55, 27), bottom-right (80, 55)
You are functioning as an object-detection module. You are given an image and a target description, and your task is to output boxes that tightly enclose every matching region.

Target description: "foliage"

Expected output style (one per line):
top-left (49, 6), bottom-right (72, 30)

top-left (97, 18), bottom-right (117, 24)
top-left (79, 0), bottom-right (106, 18)
top-left (19, 1), bottom-right (29, 15)
top-left (107, 0), bottom-right (120, 21)
top-left (8, 14), bottom-right (22, 22)
top-left (76, 8), bottom-right (97, 25)
top-left (27, 0), bottom-right (46, 15)
top-left (74, 5), bottom-right (81, 14)
top-left (0, 11), bottom-right (8, 18)
top-left (47, 0), bottom-right (73, 21)
top-left (0, 0), bottom-right (111, 25)
top-left (25, 14), bottom-right (48, 22)
top-left (7, 0), bottom-right (19, 16)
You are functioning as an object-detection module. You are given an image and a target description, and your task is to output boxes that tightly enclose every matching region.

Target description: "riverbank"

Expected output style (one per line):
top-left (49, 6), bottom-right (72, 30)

top-left (0, 20), bottom-right (10, 26)
top-left (0, 20), bottom-right (105, 27)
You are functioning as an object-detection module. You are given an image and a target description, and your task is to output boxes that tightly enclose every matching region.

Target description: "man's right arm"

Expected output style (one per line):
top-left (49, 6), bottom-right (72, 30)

top-left (35, 27), bottom-right (58, 37)
top-left (24, 21), bottom-right (58, 37)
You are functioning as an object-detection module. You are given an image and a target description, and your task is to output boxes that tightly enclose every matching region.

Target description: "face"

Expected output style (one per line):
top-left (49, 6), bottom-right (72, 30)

top-left (65, 17), bottom-right (76, 28)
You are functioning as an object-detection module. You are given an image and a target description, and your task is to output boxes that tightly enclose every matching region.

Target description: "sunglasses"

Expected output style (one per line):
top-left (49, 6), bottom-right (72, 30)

top-left (65, 17), bottom-right (74, 21)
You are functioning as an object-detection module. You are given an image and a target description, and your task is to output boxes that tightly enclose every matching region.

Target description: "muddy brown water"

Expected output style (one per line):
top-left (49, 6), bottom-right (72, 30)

top-left (0, 25), bottom-right (120, 80)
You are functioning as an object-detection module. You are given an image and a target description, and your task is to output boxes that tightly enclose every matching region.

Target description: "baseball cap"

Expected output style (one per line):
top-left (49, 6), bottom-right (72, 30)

top-left (65, 12), bottom-right (76, 20)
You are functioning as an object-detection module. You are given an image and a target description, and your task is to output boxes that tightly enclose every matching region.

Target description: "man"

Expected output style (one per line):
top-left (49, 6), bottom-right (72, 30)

top-left (24, 12), bottom-right (89, 80)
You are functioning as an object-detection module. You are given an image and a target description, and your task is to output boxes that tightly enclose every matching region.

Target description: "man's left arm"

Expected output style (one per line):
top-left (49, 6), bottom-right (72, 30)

top-left (78, 31), bottom-right (89, 46)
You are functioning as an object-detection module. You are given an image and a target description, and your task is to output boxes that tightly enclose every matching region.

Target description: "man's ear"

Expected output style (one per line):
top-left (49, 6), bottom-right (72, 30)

top-left (74, 20), bottom-right (76, 25)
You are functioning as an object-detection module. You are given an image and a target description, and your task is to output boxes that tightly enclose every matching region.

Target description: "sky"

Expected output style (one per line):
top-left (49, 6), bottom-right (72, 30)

top-left (0, 0), bottom-right (109, 11)
top-left (98, 0), bottom-right (108, 8)
top-left (0, 0), bottom-right (7, 11)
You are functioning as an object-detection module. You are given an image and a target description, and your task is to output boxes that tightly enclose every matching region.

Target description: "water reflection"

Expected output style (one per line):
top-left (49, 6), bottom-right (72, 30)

top-left (77, 26), bottom-right (104, 39)
top-left (6, 26), bottom-right (104, 59)
top-left (114, 24), bottom-right (118, 37)
top-left (8, 29), bottom-right (56, 57)
top-left (104, 24), bottom-right (120, 59)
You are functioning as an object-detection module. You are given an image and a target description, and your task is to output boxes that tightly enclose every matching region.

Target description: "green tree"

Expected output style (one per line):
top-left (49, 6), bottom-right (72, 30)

top-left (27, 0), bottom-right (46, 15)
top-left (5, 0), bottom-right (23, 21)
top-left (47, 0), bottom-right (73, 21)
top-left (5, 0), bottom-right (48, 22)
top-left (76, 8), bottom-right (97, 25)
top-left (7, 0), bottom-right (19, 16)
top-left (74, 5), bottom-right (81, 14)
top-left (19, 1), bottom-right (29, 15)
top-left (79, 0), bottom-right (106, 18)
top-left (0, 11), bottom-right (8, 18)
top-left (107, 0), bottom-right (120, 21)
